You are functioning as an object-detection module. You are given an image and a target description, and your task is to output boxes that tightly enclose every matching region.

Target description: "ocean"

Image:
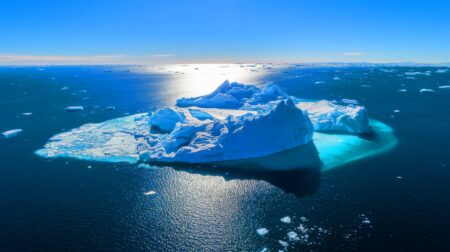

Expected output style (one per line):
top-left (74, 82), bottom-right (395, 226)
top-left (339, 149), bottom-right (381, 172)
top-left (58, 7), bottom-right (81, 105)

top-left (0, 65), bottom-right (449, 251)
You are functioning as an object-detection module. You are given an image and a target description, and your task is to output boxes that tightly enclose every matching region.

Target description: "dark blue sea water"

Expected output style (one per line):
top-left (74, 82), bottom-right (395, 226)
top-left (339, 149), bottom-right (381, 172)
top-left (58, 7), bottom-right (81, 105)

top-left (1, 65), bottom-right (449, 251)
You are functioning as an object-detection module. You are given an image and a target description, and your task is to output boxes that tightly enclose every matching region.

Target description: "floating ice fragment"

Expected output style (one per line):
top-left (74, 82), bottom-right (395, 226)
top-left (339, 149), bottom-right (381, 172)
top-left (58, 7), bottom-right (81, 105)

top-left (436, 69), bottom-right (449, 73)
top-left (405, 71), bottom-right (431, 76)
top-left (106, 106), bottom-right (116, 110)
top-left (256, 228), bottom-right (269, 236)
top-left (260, 248), bottom-right (268, 252)
top-left (287, 231), bottom-right (300, 241)
top-left (2, 129), bottom-right (23, 138)
top-left (314, 81), bottom-right (326, 84)
top-left (419, 88), bottom-right (435, 93)
top-left (278, 240), bottom-right (289, 247)
top-left (299, 216), bottom-right (308, 222)
top-left (22, 112), bottom-right (32, 116)
top-left (280, 216), bottom-right (292, 224)
top-left (61, 86), bottom-right (69, 90)
top-left (438, 85), bottom-right (450, 89)
top-left (333, 77), bottom-right (340, 80)
top-left (65, 106), bottom-right (84, 111)
top-left (144, 191), bottom-right (157, 196)
top-left (393, 110), bottom-right (400, 113)
top-left (398, 89), bottom-right (407, 92)
top-left (341, 99), bottom-right (358, 105)
top-left (396, 176), bottom-right (402, 179)
top-left (360, 84), bottom-right (371, 88)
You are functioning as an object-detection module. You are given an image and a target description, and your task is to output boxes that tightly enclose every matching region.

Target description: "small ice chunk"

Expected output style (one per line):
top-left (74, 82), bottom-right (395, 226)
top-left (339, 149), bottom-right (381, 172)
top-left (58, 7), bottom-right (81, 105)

top-left (436, 69), bottom-right (448, 73)
top-left (396, 176), bottom-right (403, 179)
top-left (287, 231), bottom-right (299, 241)
top-left (280, 216), bottom-right (292, 224)
top-left (393, 110), bottom-right (400, 113)
top-left (420, 88), bottom-right (435, 93)
top-left (144, 190), bottom-right (157, 196)
top-left (278, 240), bottom-right (289, 247)
top-left (65, 106), bottom-right (84, 111)
top-left (299, 216), bottom-right (308, 222)
top-left (398, 89), bottom-right (407, 92)
top-left (438, 85), bottom-right (450, 89)
top-left (360, 84), bottom-right (371, 88)
top-left (2, 129), bottom-right (23, 138)
top-left (256, 228), bottom-right (269, 236)
top-left (22, 112), bottom-right (32, 116)
top-left (362, 217), bottom-right (371, 225)
top-left (341, 99), bottom-right (358, 105)
top-left (314, 81), bottom-right (326, 84)
top-left (61, 86), bottom-right (69, 90)
top-left (260, 248), bottom-right (268, 252)
top-left (106, 106), bottom-right (116, 110)
top-left (333, 77), bottom-right (340, 80)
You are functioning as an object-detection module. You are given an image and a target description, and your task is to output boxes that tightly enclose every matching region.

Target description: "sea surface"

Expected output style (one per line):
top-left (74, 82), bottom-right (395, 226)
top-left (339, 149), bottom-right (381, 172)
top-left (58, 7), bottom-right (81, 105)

top-left (0, 65), bottom-right (449, 251)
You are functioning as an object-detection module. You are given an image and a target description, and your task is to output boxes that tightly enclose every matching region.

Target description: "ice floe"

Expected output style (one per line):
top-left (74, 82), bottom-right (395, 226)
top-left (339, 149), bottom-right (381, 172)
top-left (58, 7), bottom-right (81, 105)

top-left (287, 231), bottom-right (300, 241)
top-left (419, 88), bottom-right (435, 93)
top-left (256, 228), bottom-right (269, 236)
top-left (2, 129), bottom-right (23, 138)
top-left (65, 106), bottom-right (84, 111)
top-left (144, 190), bottom-right (157, 196)
top-left (436, 69), bottom-right (448, 73)
top-left (280, 216), bottom-right (292, 224)
top-left (278, 240), bottom-right (289, 247)
top-left (438, 85), bottom-right (450, 89)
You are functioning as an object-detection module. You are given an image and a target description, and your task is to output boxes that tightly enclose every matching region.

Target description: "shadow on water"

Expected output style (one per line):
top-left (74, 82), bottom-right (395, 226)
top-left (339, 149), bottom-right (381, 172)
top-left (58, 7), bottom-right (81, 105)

top-left (148, 142), bottom-right (323, 198)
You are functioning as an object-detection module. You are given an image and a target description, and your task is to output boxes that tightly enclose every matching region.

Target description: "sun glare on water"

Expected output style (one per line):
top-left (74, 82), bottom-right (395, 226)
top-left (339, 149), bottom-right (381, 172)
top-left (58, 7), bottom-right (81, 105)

top-left (142, 64), bottom-right (277, 98)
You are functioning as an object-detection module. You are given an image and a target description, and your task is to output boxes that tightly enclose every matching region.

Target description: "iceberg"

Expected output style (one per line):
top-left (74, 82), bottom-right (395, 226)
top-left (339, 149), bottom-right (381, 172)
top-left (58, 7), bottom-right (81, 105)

top-left (37, 99), bottom-right (314, 164)
top-left (280, 216), bottom-right (292, 224)
top-left (177, 81), bottom-right (370, 134)
top-left (256, 228), bottom-right (269, 236)
top-left (420, 88), bottom-right (435, 93)
top-left (2, 129), bottom-right (23, 138)
top-left (65, 106), bottom-right (84, 111)
top-left (36, 81), bottom-right (396, 171)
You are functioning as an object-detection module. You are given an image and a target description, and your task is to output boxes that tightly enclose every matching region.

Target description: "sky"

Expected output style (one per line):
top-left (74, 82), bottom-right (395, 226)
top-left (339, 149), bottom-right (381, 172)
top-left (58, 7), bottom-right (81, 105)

top-left (1, 0), bottom-right (450, 65)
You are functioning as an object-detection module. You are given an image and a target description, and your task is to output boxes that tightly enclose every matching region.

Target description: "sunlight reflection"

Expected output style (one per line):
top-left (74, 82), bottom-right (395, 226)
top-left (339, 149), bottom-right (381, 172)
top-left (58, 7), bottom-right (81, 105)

top-left (142, 64), bottom-right (278, 98)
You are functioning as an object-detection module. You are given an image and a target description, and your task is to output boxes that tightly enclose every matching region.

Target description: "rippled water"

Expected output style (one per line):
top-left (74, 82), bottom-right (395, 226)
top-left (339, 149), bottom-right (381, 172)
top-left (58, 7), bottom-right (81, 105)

top-left (1, 65), bottom-right (449, 251)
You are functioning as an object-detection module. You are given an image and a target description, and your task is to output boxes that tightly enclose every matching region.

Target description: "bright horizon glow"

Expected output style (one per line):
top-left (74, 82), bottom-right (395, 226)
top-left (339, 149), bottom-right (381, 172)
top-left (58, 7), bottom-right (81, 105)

top-left (1, 0), bottom-right (450, 65)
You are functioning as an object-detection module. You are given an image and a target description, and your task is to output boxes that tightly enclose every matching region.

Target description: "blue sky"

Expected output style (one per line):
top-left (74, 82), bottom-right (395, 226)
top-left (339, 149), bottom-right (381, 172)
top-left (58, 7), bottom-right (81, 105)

top-left (1, 0), bottom-right (450, 64)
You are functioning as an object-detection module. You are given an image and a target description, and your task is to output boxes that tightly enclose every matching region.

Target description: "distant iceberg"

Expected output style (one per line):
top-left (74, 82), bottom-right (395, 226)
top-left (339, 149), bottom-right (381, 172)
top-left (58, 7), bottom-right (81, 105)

top-left (36, 81), bottom-right (396, 170)
top-left (2, 129), bottom-right (23, 138)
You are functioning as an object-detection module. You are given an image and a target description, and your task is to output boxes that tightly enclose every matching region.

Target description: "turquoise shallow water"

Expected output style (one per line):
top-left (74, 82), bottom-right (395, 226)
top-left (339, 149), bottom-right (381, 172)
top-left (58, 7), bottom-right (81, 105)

top-left (1, 65), bottom-right (449, 251)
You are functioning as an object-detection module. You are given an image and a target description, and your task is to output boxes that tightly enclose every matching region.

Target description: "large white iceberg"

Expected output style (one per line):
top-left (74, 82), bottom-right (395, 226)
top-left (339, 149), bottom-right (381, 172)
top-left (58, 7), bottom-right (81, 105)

top-left (36, 81), bottom-right (395, 170)
top-left (37, 98), bottom-right (313, 164)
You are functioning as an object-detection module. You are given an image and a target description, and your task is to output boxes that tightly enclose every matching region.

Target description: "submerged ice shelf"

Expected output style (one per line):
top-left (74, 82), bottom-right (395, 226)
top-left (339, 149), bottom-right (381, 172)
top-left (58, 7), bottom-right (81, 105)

top-left (36, 81), bottom-right (397, 170)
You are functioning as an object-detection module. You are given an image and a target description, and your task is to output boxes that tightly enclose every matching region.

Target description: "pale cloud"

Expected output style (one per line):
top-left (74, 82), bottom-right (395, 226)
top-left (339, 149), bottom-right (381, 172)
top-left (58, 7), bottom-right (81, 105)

top-left (0, 54), bottom-right (125, 65)
top-left (340, 52), bottom-right (365, 56)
